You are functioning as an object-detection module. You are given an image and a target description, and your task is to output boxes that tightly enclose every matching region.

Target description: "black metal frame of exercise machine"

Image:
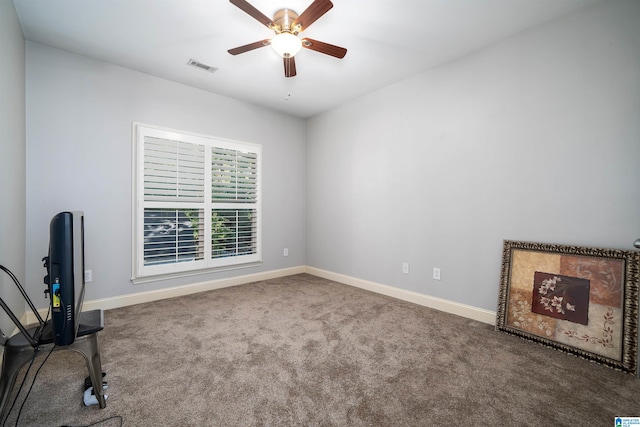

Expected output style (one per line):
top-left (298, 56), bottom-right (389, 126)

top-left (0, 265), bottom-right (106, 421)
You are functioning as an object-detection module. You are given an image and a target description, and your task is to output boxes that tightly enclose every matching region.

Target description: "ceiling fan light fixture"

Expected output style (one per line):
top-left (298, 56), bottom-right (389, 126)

top-left (271, 32), bottom-right (302, 58)
top-left (227, 0), bottom-right (346, 76)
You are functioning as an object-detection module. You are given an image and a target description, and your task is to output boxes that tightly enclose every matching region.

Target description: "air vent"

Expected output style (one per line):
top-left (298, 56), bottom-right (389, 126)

top-left (187, 59), bottom-right (218, 73)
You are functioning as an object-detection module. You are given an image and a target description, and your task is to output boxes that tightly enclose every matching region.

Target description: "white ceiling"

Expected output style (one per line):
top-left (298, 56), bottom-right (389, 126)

top-left (13, 0), bottom-right (598, 118)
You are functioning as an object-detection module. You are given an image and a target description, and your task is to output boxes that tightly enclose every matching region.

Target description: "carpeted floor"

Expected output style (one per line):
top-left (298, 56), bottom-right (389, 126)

top-left (3, 274), bottom-right (640, 426)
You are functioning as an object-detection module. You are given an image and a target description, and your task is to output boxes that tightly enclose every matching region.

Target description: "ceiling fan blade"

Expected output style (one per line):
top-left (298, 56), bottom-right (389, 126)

top-left (284, 57), bottom-right (297, 78)
top-left (301, 38), bottom-right (347, 59)
top-left (229, 0), bottom-right (274, 28)
top-left (227, 39), bottom-right (271, 55)
top-left (293, 0), bottom-right (333, 31)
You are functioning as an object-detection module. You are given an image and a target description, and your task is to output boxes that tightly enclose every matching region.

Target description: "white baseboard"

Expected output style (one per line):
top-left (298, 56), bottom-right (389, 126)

top-left (305, 267), bottom-right (496, 325)
top-left (24, 266), bottom-right (306, 325)
top-left (24, 265), bottom-right (496, 326)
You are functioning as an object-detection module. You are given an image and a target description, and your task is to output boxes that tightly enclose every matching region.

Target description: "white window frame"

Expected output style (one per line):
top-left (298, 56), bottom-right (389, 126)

top-left (131, 123), bottom-right (262, 283)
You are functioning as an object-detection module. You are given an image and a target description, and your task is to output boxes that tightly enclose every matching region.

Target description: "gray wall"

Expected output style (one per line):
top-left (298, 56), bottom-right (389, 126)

top-left (25, 43), bottom-right (306, 307)
top-left (306, 0), bottom-right (640, 312)
top-left (0, 0), bottom-right (27, 332)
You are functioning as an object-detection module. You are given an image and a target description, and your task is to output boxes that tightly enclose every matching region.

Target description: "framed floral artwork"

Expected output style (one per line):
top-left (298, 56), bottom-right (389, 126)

top-left (496, 240), bottom-right (640, 375)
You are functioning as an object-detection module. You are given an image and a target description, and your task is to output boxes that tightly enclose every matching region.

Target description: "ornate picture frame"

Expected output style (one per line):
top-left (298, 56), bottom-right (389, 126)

top-left (496, 240), bottom-right (640, 375)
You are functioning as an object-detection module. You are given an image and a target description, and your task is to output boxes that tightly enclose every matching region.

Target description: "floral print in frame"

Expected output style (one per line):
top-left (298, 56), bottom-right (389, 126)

top-left (496, 240), bottom-right (640, 375)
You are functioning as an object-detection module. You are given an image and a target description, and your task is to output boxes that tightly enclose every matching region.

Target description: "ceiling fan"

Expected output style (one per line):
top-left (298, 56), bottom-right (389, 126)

top-left (227, 0), bottom-right (347, 78)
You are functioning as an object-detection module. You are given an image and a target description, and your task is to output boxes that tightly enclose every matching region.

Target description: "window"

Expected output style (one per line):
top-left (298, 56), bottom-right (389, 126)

top-left (132, 123), bottom-right (261, 282)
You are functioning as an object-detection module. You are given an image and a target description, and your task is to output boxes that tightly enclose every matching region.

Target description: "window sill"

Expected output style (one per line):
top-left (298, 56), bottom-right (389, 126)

top-left (131, 260), bottom-right (263, 285)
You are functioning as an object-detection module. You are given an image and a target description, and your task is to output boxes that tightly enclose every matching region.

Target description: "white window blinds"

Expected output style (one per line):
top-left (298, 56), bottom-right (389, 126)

top-left (144, 137), bottom-right (205, 202)
top-left (133, 124), bottom-right (261, 282)
top-left (211, 148), bottom-right (258, 202)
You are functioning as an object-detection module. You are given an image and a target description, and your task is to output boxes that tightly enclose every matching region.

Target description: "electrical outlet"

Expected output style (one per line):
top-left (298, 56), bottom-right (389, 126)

top-left (283, 248), bottom-right (289, 257)
top-left (433, 268), bottom-right (441, 281)
top-left (85, 270), bottom-right (93, 283)
top-left (402, 263), bottom-right (410, 274)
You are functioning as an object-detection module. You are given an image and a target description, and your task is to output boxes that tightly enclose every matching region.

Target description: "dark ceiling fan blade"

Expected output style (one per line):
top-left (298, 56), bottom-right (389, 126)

top-left (301, 38), bottom-right (347, 59)
top-left (293, 0), bottom-right (333, 31)
top-left (284, 56), bottom-right (297, 78)
top-left (229, 0), bottom-right (275, 28)
top-left (227, 39), bottom-right (271, 55)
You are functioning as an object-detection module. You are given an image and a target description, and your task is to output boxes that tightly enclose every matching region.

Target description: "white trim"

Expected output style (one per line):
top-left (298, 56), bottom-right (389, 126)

top-left (23, 265), bottom-right (496, 326)
top-left (131, 261), bottom-right (263, 284)
top-left (24, 266), bottom-right (305, 325)
top-left (305, 267), bottom-right (497, 325)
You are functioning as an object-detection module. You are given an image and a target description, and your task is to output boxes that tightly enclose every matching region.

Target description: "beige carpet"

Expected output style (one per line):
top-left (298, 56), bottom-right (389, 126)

top-left (4, 274), bottom-right (640, 426)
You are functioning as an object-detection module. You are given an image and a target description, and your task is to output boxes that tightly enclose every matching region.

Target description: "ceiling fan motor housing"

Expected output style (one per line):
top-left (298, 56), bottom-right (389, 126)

top-left (273, 8), bottom-right (300, 34)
